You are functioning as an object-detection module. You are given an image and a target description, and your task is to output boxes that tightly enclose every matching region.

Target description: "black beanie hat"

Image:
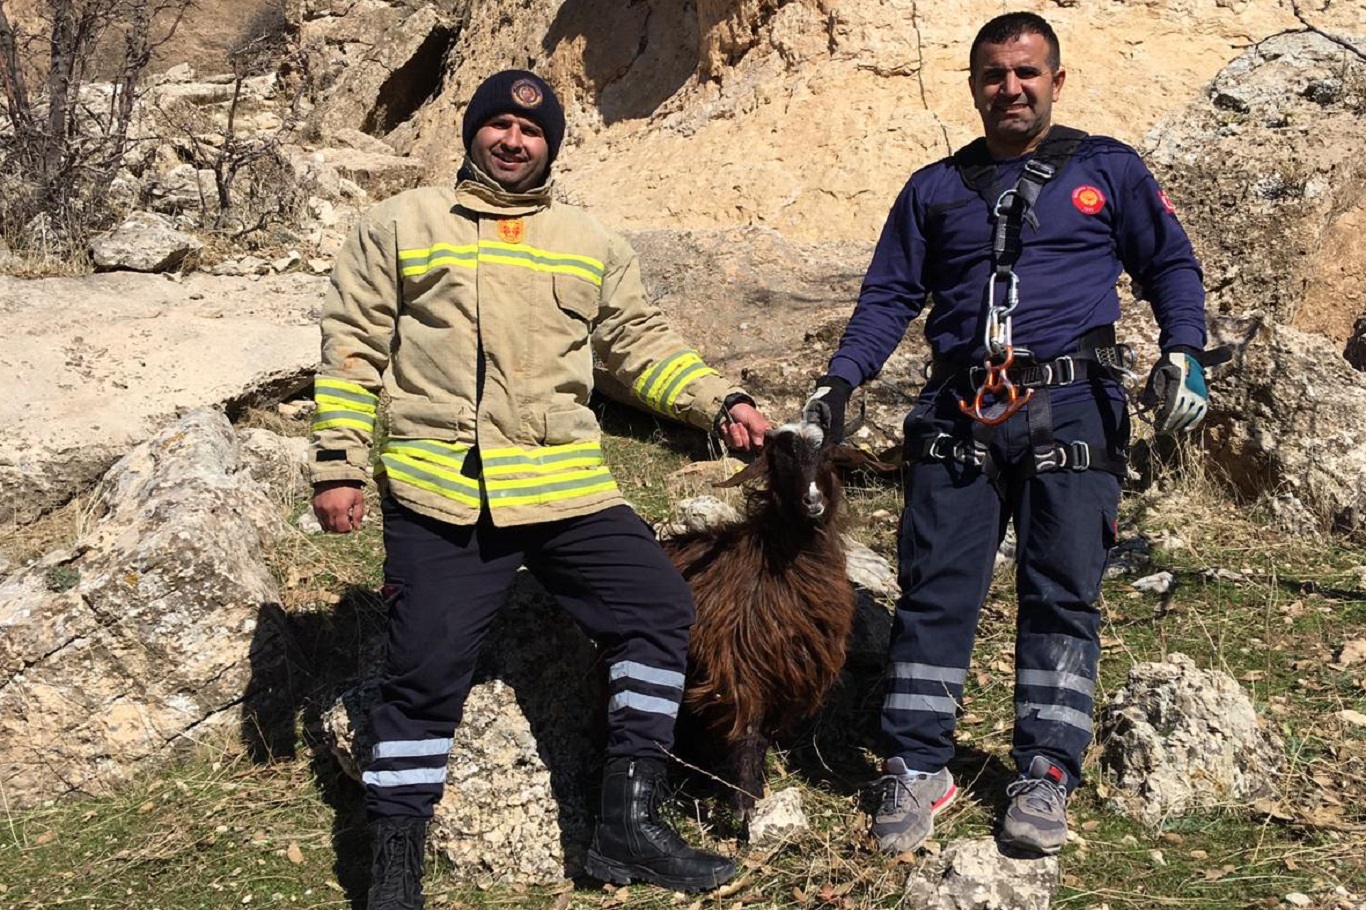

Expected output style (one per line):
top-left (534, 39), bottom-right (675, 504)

top-left (461, 70), bottom-right (566, 166)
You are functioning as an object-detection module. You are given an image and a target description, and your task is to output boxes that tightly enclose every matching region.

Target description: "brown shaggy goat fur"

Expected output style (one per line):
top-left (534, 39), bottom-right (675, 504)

top-left (662, 422), bottom-right (890, 821)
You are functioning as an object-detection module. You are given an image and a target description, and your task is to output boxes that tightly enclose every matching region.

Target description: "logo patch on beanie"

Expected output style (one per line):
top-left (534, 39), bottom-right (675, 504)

top-left (510, 78), bottom-right (543, 109)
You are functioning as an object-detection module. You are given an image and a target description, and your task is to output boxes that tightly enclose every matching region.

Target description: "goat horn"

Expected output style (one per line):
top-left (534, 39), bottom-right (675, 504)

top-left (829, 444), bottom-right (898, 474)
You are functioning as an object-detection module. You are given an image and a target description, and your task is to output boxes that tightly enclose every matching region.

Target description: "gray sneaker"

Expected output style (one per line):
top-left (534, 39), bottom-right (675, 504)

top-left (871, 757), bottom-right (958, 853)
top-left (999, 755), bottom-right (1069, 855)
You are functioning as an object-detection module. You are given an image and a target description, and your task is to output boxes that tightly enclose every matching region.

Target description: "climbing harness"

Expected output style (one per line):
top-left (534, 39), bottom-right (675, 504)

top-left (911, 127), bottom-right (1137, 483)
top-left (955, 127), bottom-right (1088, 425)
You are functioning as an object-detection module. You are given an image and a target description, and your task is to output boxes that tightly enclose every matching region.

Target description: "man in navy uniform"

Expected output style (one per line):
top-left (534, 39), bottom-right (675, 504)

top-left (804, 12), bottom-right (1210, 856)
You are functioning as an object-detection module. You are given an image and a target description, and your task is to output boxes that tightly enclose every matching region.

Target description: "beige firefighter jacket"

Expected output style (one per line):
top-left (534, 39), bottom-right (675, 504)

top-left (308, 166), bottom-right (745, 527)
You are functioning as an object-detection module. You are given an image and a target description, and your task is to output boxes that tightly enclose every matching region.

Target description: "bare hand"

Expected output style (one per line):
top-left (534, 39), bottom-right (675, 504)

top-left (313, 482), bottom-right (366, 533)
top-left (721, 402), bottom-right (772, 453)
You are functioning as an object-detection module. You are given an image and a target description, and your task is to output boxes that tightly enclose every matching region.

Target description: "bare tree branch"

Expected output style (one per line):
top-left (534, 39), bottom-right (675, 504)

top-left (1290, 0), bottom-right (1366, 62)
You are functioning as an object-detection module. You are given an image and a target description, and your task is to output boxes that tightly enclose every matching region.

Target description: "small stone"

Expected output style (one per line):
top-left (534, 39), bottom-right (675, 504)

top-left (1149, 849), bottom-right (1167, 867)
top-left (1132, 571), bottom-right (1174, 594)
top-left (1284, 894), bottom-right (1311, 907)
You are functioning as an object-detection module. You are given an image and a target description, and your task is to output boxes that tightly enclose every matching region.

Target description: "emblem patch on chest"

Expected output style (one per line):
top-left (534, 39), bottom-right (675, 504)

top-left (1071, 185), bottom-right (1106, 215)
top-left (497, 218), bottom-right (526, 243)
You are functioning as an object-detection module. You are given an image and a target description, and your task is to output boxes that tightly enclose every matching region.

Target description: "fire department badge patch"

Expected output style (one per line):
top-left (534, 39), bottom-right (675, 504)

top-left (497, 218), bottom-right (525, 243)
top-left (1158, 188), bottom-right (1176, 214)
top-left (1072, 185), bottom-right (1106, 215)
top-left (510, 79), bottom-right (543, 109)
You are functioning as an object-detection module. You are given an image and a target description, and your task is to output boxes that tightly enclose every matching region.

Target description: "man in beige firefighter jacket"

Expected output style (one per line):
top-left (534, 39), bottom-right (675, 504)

top-left (308, 70), bottom-right (771, 908)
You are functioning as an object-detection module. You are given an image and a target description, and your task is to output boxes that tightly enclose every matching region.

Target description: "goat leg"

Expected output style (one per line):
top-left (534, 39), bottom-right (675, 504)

top-left (725, 730), bottom-right (771, 826)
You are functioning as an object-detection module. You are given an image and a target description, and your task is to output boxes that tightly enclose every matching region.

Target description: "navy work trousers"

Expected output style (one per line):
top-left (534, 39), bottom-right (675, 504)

top-left (882, 390), bottom-right (1126, 789)
top-left (364, 498), bottom-right (696, 819)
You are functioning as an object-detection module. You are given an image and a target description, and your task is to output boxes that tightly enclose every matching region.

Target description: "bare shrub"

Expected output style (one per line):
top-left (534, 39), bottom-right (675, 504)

top-left (0, 0), bottom-right (192, 261)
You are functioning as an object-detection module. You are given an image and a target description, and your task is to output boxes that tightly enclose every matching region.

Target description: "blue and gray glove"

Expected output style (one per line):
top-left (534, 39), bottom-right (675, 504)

top-left (803, 375), bottom-right (853, 443)
top-left (1142, 347), bottom-right (1208, 434)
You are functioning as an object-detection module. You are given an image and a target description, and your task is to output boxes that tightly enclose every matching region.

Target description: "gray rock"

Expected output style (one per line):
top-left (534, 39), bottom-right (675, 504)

top-left (0, 270), bottom-right (320, 525)
top-left (89, 211), bottom-right (203, 273)
top-left (145, 165), bottom-right (217, 218)
top-left (1202, 317), bottom-right (1366, 535)
top-left (1132, 571), bottom-right (1174, 595)
top-left (0, 410), bottom-right (287, 808)
top-left (1097, 653), bottom-right (1286, 827)
top-left (903, 836), bottom-right (1059, 909)
top-left (236, 427), bottom-right (310, 503)
top-left (748, 787), bottom-right (809, 846)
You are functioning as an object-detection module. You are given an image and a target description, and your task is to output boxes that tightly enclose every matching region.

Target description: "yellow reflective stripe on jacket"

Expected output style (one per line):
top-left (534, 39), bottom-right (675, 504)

top-left (383, 439), bottom-right (472, 472)
top-left (313, 378), bottom-right (379, 433)
top-left (481, 441), bottom-right (604, 476)
top-left (478, 241), bottom-right (605, 286)
top-left (379, 451), bottom-right (482, 508)
top-left (399, 243), bottom-right (478, 277)
top-left (398, 241), bottom-right (605, 286)
top-left (484, 468), bottom-right (619, 508)
top-left (632, 351), bottom-right (719, 416)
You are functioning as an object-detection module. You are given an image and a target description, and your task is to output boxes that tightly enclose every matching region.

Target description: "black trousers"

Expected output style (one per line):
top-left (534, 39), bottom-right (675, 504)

top-left (364, 498), bottom-right (696, 819)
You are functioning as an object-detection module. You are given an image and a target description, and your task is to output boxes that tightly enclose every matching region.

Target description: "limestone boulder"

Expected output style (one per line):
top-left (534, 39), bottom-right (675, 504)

top-left (1097, 653), bottom-right (1286, 827)
top-left (0, 410), bottom-right (288, 808)
top-left (1202, 315), bottom-right (1366, 536)
top-left (1147, 31), bottom-right (1366, 347)
top-left (298, 1), bottom-right (466, 144)
top-left (323, 574), bottom-right (603, 885)
top-left (89, 211), bottom-right (204, 273)
top-left (0, 271), bottom-right (321, 525)
top-left (903, 836), bottom-right (1059, 910)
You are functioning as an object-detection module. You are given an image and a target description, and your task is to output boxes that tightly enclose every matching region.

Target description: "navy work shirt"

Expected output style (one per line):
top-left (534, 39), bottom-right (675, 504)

top-left (826, 133), bottom-right (1207, 400)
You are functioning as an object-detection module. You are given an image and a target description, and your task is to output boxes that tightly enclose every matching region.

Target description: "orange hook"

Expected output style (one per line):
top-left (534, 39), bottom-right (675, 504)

top-left (959, 347), bottom-right (1034, 425)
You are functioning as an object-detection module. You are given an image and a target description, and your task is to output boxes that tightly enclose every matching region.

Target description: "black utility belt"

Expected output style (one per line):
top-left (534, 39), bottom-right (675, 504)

top-left (928, 344), bottom-right (1135, 390)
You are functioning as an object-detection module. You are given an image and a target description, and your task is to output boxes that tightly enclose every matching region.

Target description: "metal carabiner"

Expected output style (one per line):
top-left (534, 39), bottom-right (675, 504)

top-left (958, 345), bottom-right (1034, 426)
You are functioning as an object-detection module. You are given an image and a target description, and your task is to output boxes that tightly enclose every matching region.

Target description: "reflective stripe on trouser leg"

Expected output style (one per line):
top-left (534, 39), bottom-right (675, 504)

top-left (1009, 397), bottom-right (1123, 788)
top-left (882, 432), bottom-right (1005, 771)
top-left (365, 498), bottom-right (525, 819)
top-left (525, 505), bottom-right (694, 761)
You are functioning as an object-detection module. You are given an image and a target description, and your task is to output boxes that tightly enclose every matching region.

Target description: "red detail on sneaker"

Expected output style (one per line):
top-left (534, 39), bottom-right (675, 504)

top-left (931, 783), bottom-right (958, 812)
top-left (1045, 765), bottom-right (1064, 785)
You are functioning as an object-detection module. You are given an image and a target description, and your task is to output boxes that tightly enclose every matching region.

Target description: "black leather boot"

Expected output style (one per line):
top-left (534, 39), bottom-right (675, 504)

top-left (585, 758), bottom-right (736, 892)
top-left (366, 816), bottom-right (427, 910)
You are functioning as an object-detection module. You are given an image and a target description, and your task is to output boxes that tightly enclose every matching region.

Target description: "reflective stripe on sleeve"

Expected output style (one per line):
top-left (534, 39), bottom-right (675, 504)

top-left (313, 378), bottom-right (379, 434)
top-left (633, 351), bottom-right (719, 416)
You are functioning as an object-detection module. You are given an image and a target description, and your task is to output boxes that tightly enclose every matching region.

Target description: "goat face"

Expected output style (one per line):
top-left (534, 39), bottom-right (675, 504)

top-left (767, 421), bottom-right (837, 523)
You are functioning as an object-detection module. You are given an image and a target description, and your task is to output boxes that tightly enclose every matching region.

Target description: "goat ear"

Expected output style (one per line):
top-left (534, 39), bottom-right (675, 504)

top-left (715, 451), bottom-right (769, 488)
top-left (829, 444), bottom-right (898, 475)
